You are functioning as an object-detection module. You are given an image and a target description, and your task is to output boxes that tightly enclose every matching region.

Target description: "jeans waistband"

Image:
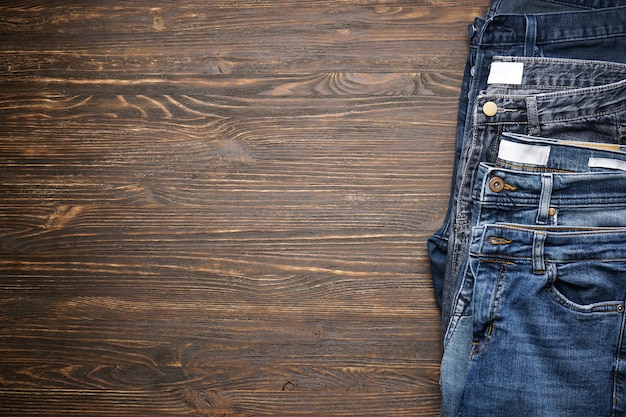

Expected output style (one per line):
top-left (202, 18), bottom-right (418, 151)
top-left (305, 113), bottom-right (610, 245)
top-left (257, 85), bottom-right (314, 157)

top-left (495, 132), bottom-right (626, 172)
top-left (487, 56), bottom-right (626, 91)
top-left (472, 224), bottom-right (626, 270)
top-left (474, 78), bottom-right (626, 127)
top-left (477, 7), bottom-right (626, 47)
top-left (474, 162), bottom-right (626, 207)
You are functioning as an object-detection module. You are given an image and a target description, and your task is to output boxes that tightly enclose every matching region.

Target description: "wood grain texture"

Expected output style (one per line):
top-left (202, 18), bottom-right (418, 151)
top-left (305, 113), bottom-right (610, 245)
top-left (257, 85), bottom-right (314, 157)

top-left (0, 1), bottom-right (490, 415)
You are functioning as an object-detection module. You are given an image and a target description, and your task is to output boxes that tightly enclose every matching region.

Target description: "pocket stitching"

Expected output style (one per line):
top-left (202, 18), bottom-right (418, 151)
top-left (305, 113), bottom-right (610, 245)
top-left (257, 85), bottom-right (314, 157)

top-left (545, 262), bottom-right (624, 314)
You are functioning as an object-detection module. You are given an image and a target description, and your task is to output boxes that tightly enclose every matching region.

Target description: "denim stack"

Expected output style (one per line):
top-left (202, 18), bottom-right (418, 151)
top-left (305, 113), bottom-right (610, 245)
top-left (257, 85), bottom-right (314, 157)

top-left (427, 1), bottom-right (626, 416)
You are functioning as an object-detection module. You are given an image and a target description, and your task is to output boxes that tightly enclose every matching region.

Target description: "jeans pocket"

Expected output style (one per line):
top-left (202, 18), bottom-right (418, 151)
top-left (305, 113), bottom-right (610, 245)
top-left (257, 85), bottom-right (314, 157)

top-left (545, 261), bottom-right (626, 314)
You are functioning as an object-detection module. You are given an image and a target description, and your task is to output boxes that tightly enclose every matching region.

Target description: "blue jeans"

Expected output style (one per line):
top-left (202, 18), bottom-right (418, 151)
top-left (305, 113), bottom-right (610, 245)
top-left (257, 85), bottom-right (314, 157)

top-left (447, 75), bottom-right (626, 320)
top-left (441, 133), bottom-right (626, 417)
top-left (463, 223), bottom-right (626, 416)
top-left (428, 3), bottom-right (626, 313)
top-left (441, 55), bottom-right (626, 337)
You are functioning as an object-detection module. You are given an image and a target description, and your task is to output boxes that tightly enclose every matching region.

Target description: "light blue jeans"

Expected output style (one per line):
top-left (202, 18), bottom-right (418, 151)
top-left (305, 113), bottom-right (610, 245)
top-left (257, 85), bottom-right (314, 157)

top-left (442, 133), bottom-right (626, 416)
top-left (464, 223), bottom-right (626, 416)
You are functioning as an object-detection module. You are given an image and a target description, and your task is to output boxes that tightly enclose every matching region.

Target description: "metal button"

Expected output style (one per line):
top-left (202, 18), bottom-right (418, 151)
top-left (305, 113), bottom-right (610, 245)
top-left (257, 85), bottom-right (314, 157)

top-left (467, 23), bottom-right (477, 38)
top-left (483, 101), bottom-right (498, 117)
top-left (489, 176), bottom-right (505, 193)
top-left (548, 207), bottom-right (557, 217)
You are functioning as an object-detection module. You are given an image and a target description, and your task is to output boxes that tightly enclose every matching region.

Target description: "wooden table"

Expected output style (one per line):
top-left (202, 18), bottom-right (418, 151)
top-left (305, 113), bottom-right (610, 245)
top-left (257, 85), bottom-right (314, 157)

top-left (0, 1), bottom-right (490, 415)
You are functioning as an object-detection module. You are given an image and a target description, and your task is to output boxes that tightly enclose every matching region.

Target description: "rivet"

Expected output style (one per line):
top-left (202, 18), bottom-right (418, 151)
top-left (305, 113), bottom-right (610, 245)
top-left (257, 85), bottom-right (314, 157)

top-left (618, 304), bottom-right (625, 313)
top-left (487, 236), bottom-right (513, 245)
top-left (548, 207), bottom-right (557, 217)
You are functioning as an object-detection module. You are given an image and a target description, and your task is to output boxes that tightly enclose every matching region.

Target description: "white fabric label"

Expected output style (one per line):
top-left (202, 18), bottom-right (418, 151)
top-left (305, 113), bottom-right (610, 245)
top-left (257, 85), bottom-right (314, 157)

top-left (498, 139), bottom-right (550, 166)
top-left (588, 157), bottom-right (626, 172)
top-left (487, 62), bottom-right (524, 85)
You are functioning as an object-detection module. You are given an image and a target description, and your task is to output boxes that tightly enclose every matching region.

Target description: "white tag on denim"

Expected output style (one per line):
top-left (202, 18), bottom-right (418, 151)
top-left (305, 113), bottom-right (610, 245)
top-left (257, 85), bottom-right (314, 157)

top-left (498, 139), bottom-right (550, 165)
top-left (588, 157), bottom-right (626, 171)
top-left (487, 62), bottom-right (524, 85)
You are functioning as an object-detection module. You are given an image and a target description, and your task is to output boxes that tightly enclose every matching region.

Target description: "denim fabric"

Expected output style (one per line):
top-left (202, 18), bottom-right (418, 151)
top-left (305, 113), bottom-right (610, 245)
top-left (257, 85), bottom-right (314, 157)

top-left (441, 134), bottom-right (626, 417)
top-left (485, 56), bottom-right (626, 96)
top-left (448, 77), bottom-right (626, 307)
top-left (475, 166), bottom-right (626, 227)
top-left (461, 224), bottom-right (626, 417)
top-left (440, 57), bottom-right (626, 337)
top-left (490, 0), bottom-right (626, 15)
top-left (494, 132), bottom-right (626, 173)
top-left (428, 5), bottom-right (626, 311)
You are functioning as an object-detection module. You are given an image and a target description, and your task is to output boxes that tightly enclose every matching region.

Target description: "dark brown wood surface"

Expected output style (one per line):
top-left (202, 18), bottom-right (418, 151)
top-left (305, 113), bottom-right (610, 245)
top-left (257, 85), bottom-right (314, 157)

top-left (0, 1), bottom-right (490, 416)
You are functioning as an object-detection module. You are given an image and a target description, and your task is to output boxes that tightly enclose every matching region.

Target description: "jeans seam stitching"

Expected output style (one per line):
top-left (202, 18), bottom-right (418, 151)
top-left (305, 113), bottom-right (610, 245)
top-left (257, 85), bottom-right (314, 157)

top-left (471, 260), bottom-right (510, 356)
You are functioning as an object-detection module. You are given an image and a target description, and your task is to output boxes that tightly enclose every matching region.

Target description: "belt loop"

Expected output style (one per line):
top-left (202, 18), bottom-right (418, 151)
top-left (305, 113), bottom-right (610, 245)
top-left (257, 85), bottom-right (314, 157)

top-left (536, 173), bottom-right (553, 225)
top-left (532, 231), bottom-right (546, 274)
top-left (526, 96), bottom-right (540, 136)
top-left (524, 14), bottom-right (537, 57)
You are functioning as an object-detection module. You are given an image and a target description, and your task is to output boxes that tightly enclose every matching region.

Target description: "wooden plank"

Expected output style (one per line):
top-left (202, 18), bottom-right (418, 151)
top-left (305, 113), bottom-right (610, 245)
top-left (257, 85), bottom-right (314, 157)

top-left (0, 2), bottom-right (488, 75)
